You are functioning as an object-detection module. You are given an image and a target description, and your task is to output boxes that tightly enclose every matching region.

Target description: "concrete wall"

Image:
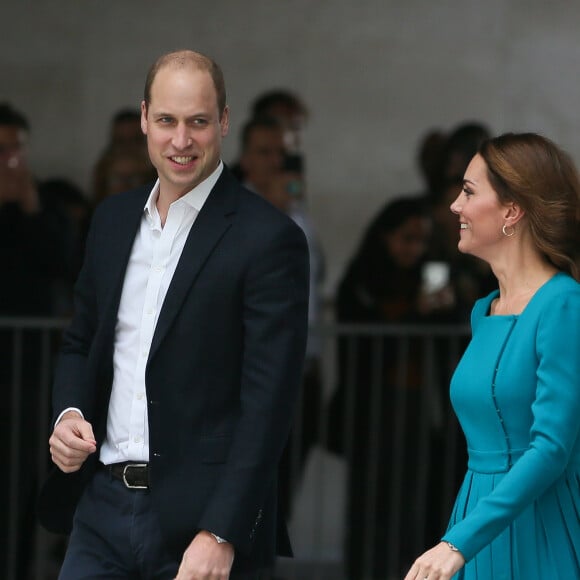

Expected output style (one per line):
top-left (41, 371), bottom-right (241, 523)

top-left (2, 0), bottom-right (580, 294)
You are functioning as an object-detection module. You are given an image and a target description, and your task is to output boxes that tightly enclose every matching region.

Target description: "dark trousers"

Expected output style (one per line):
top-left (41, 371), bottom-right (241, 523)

top-left (59, 469), bottom-right (262, 580)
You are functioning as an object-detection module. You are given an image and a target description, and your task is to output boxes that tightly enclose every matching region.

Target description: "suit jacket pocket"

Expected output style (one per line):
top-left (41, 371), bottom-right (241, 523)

top-left (199, 436), bottom-right (232, 464)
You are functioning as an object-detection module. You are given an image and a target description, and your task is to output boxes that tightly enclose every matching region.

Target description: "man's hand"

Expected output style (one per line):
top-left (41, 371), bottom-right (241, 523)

top-left (175, 530), bottom-right (234, 580)
top-left (403, 541), bottom-right (465, 580)
top-left (49, 411), bottom-right (97, 473)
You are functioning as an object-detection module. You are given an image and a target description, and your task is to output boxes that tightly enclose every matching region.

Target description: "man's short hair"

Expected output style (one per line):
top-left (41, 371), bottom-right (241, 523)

top-left (112, 108), bottom-right (141, 125)
top-left (143, 50), bottom-right (227, 118)
top-left (240, 116), bottom-right (283, 151)
top-left (0, 102), bottom-right (30, 131)
top-left (251, 90), bottom-right (308, 119)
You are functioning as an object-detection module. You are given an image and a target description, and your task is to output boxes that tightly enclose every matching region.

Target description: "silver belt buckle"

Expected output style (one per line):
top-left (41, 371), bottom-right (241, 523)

top-left (122, 463), bottom-right (148, 489)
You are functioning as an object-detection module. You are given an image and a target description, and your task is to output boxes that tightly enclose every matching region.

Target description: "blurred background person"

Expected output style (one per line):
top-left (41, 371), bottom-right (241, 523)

top-left (40, 177), bottom-right (92, 315)
top-left (92, 145), bottom-right (156, 205)
top-left (265, 166), bottom-right (326, 525)
top-left (237, 115), bottom-right (286, 196)
top-left (91, 108), bottom-right (153, 204)
top-left (0, 101), bottom-right (71, 580)
top-left (424, 121), bottom-right (497, 321)
top-left (235, 104), bottom-right (326, 525)
top-left (416, 128), bottom-right (448, 198)
top-left (250, 89), bottom-right (308, 157)
top-left (327, 197), bottom-right (454, 579)
top-left (0, 102), bottom-right (70, 317)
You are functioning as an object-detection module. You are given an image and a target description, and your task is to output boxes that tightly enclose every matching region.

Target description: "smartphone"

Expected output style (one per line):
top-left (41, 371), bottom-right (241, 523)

top-left (422, 261), bottom-right (450, 294)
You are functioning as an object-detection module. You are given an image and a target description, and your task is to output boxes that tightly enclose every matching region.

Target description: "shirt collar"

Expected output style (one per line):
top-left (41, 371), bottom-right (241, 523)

top-left (144, 161), bottom-right (224, 221)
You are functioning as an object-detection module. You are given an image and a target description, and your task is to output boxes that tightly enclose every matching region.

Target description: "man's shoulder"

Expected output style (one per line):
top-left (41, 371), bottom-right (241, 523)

top-left (91, 184), bottom-right (151, 225)
top-left (237, 189), bottom-right (306, 245)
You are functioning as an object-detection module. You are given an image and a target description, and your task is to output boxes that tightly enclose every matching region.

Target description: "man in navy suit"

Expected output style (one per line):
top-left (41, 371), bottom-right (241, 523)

top-left (38, 50), bottom-right (309, 580)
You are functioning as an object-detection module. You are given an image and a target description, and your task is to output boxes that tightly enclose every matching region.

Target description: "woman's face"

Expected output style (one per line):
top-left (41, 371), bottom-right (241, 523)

top-left (450, 154), bottom-right (508, 260)
top-left (383, 215), bottom-right (431, 268)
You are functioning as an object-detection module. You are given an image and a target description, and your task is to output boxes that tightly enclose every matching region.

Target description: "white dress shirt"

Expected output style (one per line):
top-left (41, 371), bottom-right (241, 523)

top-left (96, 163), bottom-right (223, 465)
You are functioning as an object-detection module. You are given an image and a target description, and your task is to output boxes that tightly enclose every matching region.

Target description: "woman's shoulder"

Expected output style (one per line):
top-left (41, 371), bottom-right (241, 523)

top-left (544, 271), bottom-right (580, 292)
top-left (532, 272), bottom-right (580, 308)
top-left (515, 272), bottom-right (580, 335)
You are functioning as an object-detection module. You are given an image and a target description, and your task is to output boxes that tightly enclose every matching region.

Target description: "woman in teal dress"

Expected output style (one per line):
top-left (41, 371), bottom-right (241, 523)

top-left (405, 132), bottom-right (580, 580)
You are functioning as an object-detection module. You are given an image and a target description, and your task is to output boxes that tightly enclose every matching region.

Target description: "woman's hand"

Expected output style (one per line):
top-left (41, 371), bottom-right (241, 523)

top-left (417, 284), bottom-right (455, 315)
top-left (403, 541), bottom-right (465, 580)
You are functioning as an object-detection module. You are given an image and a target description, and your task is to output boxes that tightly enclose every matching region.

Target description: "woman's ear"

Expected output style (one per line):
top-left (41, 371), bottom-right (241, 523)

top-left (503, 202), bottom-right (525, 227)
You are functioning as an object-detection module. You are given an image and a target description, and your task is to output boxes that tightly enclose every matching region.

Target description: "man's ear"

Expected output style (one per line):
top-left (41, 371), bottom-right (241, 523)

top-left (220, 106), bottom-right (230, 137)
top-left (140, 101), bottom-right (148, 135)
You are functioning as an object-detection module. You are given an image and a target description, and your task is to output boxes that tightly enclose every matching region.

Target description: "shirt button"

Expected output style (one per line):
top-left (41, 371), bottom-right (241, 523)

top-left (134, 436), bottom-right (143, 444)
top-left (136, 392), bottom-right (144, 400)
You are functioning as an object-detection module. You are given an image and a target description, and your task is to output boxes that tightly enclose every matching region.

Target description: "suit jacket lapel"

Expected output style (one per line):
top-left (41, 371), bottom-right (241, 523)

top-left (149, 169), bottom-right (238, 359)
top-left (99, 187), bottom-right (150, 349)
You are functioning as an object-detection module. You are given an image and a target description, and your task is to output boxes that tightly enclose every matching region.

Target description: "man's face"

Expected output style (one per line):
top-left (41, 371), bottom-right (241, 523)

top-left (0, 125), bottom-right (27, 170)
top-left (112, 118), bottom-right (144, 150)
top-left (265, 103), bottom-right (306, 151)
top-left (240, 127), bottom-right (285, 194)
top-left (141, 65), bottom-right (229, 200)
top-left (0, 125), bottom-right (33, 203)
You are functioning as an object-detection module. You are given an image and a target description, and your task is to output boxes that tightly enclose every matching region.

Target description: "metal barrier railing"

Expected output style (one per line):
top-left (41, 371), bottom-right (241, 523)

top-left (1, 318), bottom-right (69, 580)
top-left (284, 323), bottom-right (470, 579)
top-left (2, 318), bottom-right (470, 580)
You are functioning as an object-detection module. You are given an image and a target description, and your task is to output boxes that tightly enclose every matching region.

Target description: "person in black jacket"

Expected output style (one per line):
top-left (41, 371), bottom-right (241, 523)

top-left (38, 50), bottom-right (309, 580)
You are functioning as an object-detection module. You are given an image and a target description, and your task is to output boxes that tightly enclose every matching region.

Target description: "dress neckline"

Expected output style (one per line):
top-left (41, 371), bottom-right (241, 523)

top-left (485, 272), bottom-right (563, 318)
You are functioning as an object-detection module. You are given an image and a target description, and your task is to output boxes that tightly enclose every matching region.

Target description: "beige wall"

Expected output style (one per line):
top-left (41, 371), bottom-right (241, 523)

top-left (3, 0), bottom-right (580, 295)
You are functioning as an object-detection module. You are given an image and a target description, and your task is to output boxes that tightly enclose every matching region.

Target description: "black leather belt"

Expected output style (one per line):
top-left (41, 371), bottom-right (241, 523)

top-left (104, 462), bottom-right (150, 489)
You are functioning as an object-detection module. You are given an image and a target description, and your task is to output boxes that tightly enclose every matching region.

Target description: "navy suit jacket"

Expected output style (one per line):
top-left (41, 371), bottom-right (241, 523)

top-left (38, 166), bottom-right (310, 571)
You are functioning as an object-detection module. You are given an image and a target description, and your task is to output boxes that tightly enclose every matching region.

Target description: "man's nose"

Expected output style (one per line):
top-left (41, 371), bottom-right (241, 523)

top-left (172, 126), bottom-right (192, 149)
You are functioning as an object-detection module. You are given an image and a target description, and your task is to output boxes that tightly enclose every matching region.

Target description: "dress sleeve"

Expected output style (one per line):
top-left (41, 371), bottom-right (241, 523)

top-left (442, 288), bottom-right (580, 561)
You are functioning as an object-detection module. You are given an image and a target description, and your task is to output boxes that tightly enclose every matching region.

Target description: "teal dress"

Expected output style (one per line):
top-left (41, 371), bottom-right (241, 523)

top-left (442, 272), bottom-right (580, 579)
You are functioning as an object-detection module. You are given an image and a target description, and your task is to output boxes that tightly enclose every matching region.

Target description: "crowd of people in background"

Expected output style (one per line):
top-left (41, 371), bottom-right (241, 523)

top-left (0, 98), bottom-right (498, 330)
top-left (2, 92), bottom-right (506, 579)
